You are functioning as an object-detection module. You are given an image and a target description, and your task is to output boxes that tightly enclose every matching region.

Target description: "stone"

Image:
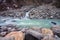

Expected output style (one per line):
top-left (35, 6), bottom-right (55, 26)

top-left (51, 25), bottom-right (60, 37)
top-left (30, 27), bottom-right (41, 33)
top-left (0, 32), bottom-right (7, 37)
top-left (0, 26), bottom-right (7, 31)
top-left (41, 28), bottom-right (53, 36)
top-left (5, 31), bottom-right (24, 40)
top-left (0, 37), bottom-right (15, 40)
top-left (24, 34), bottom-right (39, 40)
top-left (41, 36), bottom-right (55, 40)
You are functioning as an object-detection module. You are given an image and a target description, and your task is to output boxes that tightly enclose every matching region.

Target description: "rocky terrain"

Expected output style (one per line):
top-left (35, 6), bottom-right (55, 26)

top-left (0, 5), bottom-right (60, 19)
top-left (0, 0), bottom-right (60, 19)
top-left (0, 25), bottom-right (60, 40)
top-left (0, 0), bottom-right (60, 40)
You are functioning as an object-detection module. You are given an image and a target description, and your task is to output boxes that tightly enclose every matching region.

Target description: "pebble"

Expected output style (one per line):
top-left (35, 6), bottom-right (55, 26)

top-left (0, 32), bottom-right (7, 37)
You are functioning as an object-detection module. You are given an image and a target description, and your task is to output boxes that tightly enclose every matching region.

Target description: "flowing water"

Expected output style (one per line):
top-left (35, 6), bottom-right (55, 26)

top-left (0, 16), bottom-right (60, 28)
top-left (0, 5), bottom-right (60, 28)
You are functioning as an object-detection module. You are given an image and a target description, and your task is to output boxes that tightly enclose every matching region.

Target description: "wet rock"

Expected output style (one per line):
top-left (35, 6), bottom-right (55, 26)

top-left (0, 32), bottom-right (7, 37)
top-left (0, 26), bottom-right (7, 31)
top-left (51, 22), bottom-right (57, 25)
top-left (51, 25), bottom-right (60, 37)
top-left (0, 24), bottom-right (21, 37)
top-left (54, 35), bottom-right (60, 40)
top-left (24, 34), bottom-right (39, 40)
top-left (5, 25), bottom-right (19, 32)
top-left (25, 29), bottom-right (43, 40)
top-left (6, 24), bottom-right (16, 28)
top-left (7, 27), bottom-right (13, 32)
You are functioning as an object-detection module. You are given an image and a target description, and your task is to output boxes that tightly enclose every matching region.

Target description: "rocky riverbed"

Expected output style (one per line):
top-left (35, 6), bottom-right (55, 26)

top-left (0, 5), bottom-right (60, 19)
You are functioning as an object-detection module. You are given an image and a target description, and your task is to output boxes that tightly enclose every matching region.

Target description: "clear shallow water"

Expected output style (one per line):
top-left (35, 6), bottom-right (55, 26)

top-left (0, 17), bottom-right (60, 28)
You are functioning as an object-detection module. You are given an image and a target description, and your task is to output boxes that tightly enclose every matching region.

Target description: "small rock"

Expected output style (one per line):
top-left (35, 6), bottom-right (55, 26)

top-left (13, 4), bottom-right (18, 8)
top-left (0, 32), bottom-right (7, 37)
top-left (6, 7), bottom-right (10, 10)
top-left (0, 26), bottom-right (8, 32)
top-left (7, 27), bottom-right (12, 32)
top-left (11, 28), bottom-right (16, 32)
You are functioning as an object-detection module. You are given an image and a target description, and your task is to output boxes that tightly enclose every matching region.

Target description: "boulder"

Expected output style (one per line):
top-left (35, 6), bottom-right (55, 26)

top-left (41, 28), bottom-right (53, 36)
top-left (5, 31), bottom-right (24, 40)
